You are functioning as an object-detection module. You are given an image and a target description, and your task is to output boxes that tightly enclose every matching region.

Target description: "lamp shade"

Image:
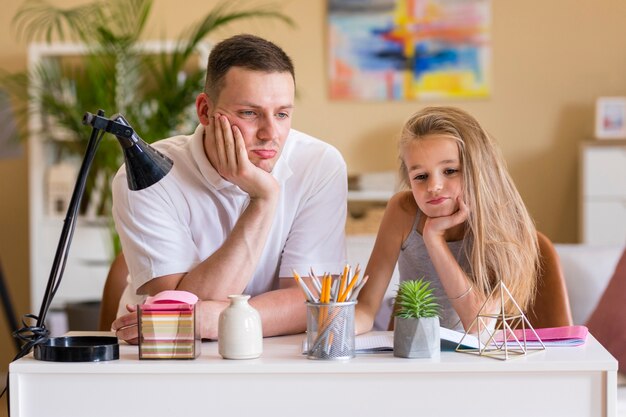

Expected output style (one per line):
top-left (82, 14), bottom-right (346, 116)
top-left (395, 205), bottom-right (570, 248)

top-left (110, 114), bottom-right (173, 190)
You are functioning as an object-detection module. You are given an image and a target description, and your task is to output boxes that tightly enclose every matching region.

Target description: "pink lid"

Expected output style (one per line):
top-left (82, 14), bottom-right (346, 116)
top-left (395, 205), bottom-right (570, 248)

top-left (144, 290), bottom-right (198, 307)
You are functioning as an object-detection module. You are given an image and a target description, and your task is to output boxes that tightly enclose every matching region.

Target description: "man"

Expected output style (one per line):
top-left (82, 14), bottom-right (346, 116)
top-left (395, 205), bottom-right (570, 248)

top-left (111, 34), bottom-right (347, 342)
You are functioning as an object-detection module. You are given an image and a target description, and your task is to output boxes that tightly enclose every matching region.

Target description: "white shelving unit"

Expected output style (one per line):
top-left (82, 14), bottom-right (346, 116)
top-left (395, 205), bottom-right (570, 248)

top-left (347, 171), bottom-right (396, 218)
top-left (28, 43), bottom-right (111, 312)
top-left (580, 140), bottom-right (626, 245)
top-left (27, 42), bottom-right (209, 312)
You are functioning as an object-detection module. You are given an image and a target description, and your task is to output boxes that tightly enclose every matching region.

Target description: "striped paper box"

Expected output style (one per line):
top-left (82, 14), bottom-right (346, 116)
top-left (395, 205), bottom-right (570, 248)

top-left (138, 290), bottom-right (201, 359)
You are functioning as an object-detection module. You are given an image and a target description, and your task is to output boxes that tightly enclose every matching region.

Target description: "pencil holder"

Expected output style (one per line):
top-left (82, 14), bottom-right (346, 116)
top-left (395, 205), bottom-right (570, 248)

top-left (306, 301), bottom-right (356, 360)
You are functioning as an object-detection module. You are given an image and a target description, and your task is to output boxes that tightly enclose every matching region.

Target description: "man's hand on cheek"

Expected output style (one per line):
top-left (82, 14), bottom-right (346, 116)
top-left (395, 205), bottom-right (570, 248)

top-left (210, 114), bottom-right (278, 201)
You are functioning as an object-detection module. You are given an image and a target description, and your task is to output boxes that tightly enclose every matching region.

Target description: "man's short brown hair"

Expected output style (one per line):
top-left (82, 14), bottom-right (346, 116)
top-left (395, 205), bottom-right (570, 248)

top-left (204, 34), bottom-right (295, 101)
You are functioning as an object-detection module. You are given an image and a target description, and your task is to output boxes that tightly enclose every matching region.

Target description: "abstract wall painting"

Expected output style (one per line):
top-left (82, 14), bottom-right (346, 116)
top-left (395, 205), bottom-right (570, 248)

top-left (328, 0), bottom-right (491, 101)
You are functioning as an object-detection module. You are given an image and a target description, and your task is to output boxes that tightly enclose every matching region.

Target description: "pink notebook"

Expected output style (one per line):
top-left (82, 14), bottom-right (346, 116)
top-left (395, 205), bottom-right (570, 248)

top-left (495, 325), bottom-right (588, 347)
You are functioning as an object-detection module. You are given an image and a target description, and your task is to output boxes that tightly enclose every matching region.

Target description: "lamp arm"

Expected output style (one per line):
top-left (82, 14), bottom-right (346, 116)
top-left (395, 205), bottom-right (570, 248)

top-left (13, 112), bottom-right (107, 360)
top-left (11, 109), bottom-right (171, 363)
top-left (37, 124), bottom-right (104, 327)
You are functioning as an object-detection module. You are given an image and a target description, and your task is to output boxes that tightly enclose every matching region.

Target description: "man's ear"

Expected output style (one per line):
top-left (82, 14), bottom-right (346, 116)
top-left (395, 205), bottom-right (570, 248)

top-left (196, 93), bottom-right (213, 126)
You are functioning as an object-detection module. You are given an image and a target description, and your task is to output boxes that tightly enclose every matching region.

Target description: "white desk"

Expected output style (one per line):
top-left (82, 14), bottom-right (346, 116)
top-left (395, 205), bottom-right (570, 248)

top-left (10, 332), bottom-right (618, 417)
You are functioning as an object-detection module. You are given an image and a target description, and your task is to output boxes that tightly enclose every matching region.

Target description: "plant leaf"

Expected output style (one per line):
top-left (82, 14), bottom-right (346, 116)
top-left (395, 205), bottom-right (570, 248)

top-left (394, 278), bottom-right (441, 319)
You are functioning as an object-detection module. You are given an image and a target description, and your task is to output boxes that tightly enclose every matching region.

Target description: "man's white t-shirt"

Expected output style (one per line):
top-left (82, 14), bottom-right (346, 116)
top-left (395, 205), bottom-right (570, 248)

top-left (112, 124), bottom-right (347, 311)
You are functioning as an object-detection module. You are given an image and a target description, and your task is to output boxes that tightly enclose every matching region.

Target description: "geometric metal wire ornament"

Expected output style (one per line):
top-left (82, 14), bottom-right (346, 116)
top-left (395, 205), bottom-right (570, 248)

top-left (455, 281), bottom-right (545, 360)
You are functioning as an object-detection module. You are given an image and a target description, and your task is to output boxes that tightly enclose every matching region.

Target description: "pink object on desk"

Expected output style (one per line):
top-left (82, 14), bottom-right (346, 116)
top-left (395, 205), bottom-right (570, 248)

top-left (143, 290), bottom-right (198, 308)
top-left (496, 325), bottom-right (588, 346)
top-left (139, 290), bottom-right (201, 359)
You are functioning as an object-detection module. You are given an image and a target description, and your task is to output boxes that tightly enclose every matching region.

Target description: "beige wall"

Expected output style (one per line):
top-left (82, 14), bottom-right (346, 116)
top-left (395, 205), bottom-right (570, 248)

top-left (2, 0), bottom-right (626, 371)
top-left (0, 0), bottom-right (31, 375)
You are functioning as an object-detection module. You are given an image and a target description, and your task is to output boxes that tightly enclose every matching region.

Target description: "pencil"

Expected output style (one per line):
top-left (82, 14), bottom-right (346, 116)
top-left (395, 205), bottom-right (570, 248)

top-left (324, 274), bottom-right (332, 303)
top-left (319, 274), bottom-right (326, 303)
top-left (309, 268), bottom-right (323, 295)
top-left (338, 264), bottom-right (349, 299)
top-left (338, 265), bottom-right (360, 302)
top-left (318, 274), bottom-right (331, 345)
top-left (330, 278), bottom-right (339, 302)
top-left (348, 274), bottom-right (369, 301)
top-left (292, 269), bottom-right (315, 302)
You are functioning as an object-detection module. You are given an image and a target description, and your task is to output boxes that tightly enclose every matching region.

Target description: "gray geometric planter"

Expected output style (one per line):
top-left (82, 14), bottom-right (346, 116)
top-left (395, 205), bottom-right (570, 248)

top-left (393, 316), bottom-right (440, 358)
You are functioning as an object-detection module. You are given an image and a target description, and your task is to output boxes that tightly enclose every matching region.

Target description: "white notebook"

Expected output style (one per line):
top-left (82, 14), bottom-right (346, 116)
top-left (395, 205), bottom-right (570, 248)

top-left (301, 328), bottom-right (481, 354)
top-left (354, 329), bottom-right (481, 353)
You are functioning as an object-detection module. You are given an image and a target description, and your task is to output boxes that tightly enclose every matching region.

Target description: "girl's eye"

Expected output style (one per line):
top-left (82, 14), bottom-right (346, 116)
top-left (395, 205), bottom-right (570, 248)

top-left (413, 173), bottom-right (428, 181)
top-left (444, 168), bottom-right (459, 175)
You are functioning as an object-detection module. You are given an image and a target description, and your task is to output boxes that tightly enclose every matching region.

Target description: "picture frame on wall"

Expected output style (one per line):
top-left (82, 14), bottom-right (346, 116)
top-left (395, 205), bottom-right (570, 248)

top-left (595, 97), bottom-right (626, 139)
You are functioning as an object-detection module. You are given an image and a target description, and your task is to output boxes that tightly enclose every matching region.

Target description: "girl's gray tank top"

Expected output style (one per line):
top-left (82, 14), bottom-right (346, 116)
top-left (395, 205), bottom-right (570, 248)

top-left (397, 211), bottom-right (472, 331)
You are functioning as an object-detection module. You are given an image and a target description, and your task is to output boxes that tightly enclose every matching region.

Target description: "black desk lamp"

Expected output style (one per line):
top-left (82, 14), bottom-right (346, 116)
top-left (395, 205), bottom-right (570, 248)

top-left (13, 110), bottom-right (173, 362)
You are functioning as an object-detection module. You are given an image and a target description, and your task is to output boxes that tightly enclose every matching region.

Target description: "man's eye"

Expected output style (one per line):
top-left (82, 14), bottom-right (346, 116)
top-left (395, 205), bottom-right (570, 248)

top-left (240, 111), bottom-right (256, 117)
top-left (276, 112), bottom-right (289, 119)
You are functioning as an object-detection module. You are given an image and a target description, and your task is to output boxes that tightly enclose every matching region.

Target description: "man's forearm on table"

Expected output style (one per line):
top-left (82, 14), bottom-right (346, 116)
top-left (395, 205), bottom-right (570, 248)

top-left (249, 286), bottom-right (307, 337)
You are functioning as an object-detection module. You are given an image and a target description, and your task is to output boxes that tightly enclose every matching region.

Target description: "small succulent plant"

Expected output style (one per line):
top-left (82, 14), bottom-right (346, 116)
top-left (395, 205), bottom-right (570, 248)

top-left (394, 278), bottom-right (440, 319)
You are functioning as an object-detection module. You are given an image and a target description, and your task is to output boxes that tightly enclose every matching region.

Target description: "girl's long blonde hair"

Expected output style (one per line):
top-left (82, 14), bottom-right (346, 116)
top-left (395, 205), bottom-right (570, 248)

top-left (398, 106), bottom-right (539, 310)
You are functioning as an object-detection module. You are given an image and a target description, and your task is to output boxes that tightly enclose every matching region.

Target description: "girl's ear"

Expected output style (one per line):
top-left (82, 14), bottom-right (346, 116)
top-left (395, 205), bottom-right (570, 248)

top-left (196, 93), bottom-right (213, 126)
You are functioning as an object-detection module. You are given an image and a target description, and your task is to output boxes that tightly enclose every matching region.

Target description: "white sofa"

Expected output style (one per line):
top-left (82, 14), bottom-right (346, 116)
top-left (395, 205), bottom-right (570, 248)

top-left (346, 235), bottom-right (624, 329)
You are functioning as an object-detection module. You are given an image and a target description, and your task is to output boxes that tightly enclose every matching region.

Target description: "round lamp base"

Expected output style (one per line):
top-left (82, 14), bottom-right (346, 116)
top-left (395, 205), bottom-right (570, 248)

top-left (34, 336), bottom-right (119, 362)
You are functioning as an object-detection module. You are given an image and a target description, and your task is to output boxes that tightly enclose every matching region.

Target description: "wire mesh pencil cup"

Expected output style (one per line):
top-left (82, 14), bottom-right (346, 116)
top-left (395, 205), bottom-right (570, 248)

top-left (306, 301), bottom-right (356, 360)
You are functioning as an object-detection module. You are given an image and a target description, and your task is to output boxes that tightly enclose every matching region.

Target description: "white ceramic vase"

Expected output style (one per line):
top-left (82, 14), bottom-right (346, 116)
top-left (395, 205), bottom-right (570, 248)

top-left (218, 295), bottom-right (263, 359)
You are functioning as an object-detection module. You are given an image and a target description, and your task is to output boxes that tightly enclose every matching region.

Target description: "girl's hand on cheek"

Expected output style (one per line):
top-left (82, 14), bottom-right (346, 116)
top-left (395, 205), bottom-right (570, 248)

top-left (453, 196), bottom-right (469, 224)
top-left (423, 196), bottom-right (469, 240)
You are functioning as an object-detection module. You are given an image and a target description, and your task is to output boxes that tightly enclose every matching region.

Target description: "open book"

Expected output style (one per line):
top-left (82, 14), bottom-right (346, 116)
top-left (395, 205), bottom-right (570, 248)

top-left (344, 326), bottom-right (588, 354)
top-left (354, 328), bottom-right (481, 354)
top-left (302, 328), bottom-right (481, 355)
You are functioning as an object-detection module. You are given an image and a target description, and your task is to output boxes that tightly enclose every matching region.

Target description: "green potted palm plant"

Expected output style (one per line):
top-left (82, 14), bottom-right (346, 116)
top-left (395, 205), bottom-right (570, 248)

top-left (393, 278), bottom-right (441, 358)
top-left (1, 0), bottom-right (292, 254)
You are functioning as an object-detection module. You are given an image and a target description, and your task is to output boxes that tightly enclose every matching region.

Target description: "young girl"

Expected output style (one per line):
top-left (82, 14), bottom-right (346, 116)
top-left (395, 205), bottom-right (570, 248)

top-left (355, 106), bottom-right (540, 334)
